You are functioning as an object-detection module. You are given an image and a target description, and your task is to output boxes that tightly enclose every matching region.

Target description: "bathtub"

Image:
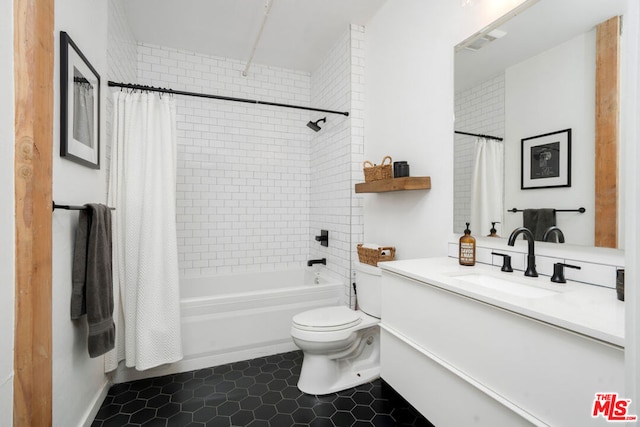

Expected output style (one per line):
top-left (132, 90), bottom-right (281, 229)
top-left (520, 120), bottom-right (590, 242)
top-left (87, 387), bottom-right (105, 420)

top-left (113, 268), bottom-right (344, 382)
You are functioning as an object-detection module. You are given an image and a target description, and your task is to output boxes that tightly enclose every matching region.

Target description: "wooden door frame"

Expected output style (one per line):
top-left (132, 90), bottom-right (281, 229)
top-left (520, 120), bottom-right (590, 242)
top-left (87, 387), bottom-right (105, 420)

top-left (13, 0), bottom-right (54, 425)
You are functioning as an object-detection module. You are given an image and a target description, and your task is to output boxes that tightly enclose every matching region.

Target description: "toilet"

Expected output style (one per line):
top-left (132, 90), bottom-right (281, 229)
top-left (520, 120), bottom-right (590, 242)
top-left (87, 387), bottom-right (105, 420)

top-left (291, 262), bottom-right (381, 395)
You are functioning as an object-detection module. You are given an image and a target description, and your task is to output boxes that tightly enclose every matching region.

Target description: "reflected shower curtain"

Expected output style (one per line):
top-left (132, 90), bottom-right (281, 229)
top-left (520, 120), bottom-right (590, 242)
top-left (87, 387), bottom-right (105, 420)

top-left (73, 82), bottom-right (94, 147)
top-left (470, 138), bottom-right (504, 236)
top-left (105, 91), bottom-right (183, 372)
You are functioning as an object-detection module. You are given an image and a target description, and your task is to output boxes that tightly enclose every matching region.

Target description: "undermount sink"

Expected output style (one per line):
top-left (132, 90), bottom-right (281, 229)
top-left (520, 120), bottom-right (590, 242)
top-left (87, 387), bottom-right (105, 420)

top-left (451, 273), bottom-right (558, 298)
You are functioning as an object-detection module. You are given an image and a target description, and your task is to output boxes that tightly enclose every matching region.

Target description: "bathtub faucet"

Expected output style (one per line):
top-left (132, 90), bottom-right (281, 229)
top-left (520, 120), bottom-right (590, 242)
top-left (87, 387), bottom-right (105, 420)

top-left (307, 258), bottom-right (327, 267)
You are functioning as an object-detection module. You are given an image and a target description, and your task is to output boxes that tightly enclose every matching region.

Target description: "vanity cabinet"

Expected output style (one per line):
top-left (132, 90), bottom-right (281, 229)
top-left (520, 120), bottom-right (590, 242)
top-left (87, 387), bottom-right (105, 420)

top-left (380, 270), bottom-right (624, 427)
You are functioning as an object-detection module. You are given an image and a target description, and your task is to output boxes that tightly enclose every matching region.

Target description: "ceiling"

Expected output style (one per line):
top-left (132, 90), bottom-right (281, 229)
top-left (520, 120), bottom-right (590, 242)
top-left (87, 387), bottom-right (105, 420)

top-left (122, 0), bottom-right (386, 73)
top-left (455, 0), bottom-right (628, 91)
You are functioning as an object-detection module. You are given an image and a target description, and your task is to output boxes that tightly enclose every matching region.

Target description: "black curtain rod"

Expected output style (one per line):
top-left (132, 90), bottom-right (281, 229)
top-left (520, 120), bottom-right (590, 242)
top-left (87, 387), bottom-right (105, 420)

top-left (108, 81), bottom-right (350, 117)
top-left (509, 207), bottom-right (586, 213)
top-left (455, 131), bottom-right (503, 141)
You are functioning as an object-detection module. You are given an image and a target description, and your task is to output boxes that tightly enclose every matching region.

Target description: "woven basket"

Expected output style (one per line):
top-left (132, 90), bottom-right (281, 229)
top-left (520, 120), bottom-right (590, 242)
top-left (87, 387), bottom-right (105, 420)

top-left (357, 244), bottom-right (396, 266)
top-left (363, 156), bottom-right (393, 182)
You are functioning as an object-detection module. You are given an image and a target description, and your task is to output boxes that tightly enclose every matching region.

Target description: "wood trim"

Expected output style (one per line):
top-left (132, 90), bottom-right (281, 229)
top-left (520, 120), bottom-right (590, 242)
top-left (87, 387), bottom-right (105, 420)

top-left (595, 16), bottom-right (620, 248)
top-left (13, 0), bottom-right (54, 425)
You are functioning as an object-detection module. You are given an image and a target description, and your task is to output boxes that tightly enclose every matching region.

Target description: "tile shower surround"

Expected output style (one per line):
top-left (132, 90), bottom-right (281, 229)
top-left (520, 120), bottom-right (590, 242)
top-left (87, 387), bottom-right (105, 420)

top-left (92, 351), bottom-right (433, 427)
top-left (138, 42), bottom-right (312, 278)
top-left (137, 34), bottom-right (363, 283)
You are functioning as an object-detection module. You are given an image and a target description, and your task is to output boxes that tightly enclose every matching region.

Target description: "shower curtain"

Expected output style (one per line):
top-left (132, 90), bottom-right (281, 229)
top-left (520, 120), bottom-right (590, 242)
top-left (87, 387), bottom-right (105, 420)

top-left (105, 91), bottom-right (183, 372)
top-left (470, 137), bottom-right (504, 236)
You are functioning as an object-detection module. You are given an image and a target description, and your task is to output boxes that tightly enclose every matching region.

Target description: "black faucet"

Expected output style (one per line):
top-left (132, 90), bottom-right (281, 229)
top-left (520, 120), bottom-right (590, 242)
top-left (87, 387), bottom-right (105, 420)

top-left (507, 227), bottom-right (538, 277)
top-left (542, 226), bottom-right (565, 243)
top-left (307, 258), bottom-right (326, 267)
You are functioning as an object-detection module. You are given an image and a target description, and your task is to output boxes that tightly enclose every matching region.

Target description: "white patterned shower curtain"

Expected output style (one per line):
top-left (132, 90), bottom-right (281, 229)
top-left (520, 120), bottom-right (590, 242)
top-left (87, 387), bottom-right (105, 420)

top-left (470, 137), bottom-right (504, 236)
top-left (105, 91), bottom-right (183, 371)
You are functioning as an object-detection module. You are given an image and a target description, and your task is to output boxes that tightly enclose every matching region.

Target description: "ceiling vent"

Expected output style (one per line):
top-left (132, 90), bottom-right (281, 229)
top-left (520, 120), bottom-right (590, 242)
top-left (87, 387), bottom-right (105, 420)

top-left (464, 29), bottom-right (507, 51)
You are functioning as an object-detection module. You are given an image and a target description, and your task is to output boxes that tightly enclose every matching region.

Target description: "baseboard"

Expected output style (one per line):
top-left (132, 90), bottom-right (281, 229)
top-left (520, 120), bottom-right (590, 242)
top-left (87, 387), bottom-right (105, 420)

top-left (81, 378), bottom-right (111, 427)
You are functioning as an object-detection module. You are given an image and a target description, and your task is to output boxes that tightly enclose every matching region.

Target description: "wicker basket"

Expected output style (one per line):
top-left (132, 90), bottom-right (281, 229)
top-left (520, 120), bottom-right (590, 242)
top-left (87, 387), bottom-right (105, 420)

top-left (363, 156), bottom-right (393, 182)
top-left (357, 244), bottom-right (396, 266)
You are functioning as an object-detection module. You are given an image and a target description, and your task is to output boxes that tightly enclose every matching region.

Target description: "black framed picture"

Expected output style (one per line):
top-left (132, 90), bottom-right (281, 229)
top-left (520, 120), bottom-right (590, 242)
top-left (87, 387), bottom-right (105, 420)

top-left (521, 128), bottom-right (571, 189)
top-left (60, 31), bottom-right (100, 169)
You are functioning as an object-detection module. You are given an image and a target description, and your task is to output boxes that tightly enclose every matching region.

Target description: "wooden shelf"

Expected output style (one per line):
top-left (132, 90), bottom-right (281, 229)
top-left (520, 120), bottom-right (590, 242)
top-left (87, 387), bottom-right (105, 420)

top-left (355, 176), bottom-right (431, 193)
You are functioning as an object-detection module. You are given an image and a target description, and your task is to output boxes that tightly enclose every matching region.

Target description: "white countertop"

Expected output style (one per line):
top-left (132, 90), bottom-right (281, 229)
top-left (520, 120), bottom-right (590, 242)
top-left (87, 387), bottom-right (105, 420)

top-left (379, 257), bottom-right (625, 347)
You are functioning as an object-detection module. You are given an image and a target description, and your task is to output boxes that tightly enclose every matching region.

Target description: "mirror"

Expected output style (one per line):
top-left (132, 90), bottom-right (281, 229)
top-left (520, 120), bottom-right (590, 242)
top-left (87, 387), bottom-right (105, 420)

top-left (453, 0), bottom-right (626, 247)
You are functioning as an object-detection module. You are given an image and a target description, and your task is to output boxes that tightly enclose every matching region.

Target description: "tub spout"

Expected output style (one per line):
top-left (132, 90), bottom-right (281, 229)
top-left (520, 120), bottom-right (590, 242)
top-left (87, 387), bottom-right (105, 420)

top-left (307, 258), bottom-right (327, 267)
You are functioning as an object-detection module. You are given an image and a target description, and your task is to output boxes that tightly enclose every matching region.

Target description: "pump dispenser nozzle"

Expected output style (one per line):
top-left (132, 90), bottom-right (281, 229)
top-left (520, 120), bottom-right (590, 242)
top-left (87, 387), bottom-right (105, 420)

top-left (487, 222), bottom-right (500, 238)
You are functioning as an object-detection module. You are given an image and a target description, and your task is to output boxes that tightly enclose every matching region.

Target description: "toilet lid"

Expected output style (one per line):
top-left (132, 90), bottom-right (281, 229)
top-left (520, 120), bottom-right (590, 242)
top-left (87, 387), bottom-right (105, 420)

top-left (292, 306), bottom-right (362, 331)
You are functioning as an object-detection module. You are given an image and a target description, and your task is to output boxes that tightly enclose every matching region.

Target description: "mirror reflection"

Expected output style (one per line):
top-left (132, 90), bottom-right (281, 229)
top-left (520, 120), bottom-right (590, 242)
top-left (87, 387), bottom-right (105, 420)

top-left (73, 67), bottom-right (95, 148)
top-left (453, 0), bottom-right (626, 247)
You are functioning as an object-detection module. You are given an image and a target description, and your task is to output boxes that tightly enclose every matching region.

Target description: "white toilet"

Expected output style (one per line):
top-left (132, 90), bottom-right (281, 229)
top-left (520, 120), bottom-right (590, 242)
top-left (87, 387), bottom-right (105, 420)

top-left (291, 262), bottom-right (381, 395)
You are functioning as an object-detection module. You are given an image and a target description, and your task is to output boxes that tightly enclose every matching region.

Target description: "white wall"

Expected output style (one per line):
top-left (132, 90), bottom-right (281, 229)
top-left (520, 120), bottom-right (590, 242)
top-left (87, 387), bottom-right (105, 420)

top-left (363, 0), bottom-right (526, 259)
top-left (365, 0), bottom-right (640, 416)
top-left (0, 0), bottom-right (14, 423)
top-left (53, 1), bottom-right (110, 426)
top-left (504, 30), bottom-right (595, 245)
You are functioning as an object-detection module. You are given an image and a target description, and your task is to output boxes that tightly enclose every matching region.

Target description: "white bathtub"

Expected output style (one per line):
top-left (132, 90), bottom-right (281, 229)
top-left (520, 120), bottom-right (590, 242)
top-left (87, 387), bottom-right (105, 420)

top-left (113, 268), bottom-right (344, 383)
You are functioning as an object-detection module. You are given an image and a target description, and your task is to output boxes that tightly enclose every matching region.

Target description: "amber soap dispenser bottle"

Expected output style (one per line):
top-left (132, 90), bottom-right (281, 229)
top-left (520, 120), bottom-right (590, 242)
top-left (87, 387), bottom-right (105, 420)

top-left (459, 222), bottom-right (476, 266)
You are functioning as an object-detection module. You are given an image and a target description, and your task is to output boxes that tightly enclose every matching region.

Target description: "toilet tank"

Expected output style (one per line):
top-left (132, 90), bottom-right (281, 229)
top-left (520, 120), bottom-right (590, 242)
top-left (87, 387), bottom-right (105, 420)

top-left (355, 262), bottom-right (382, 318)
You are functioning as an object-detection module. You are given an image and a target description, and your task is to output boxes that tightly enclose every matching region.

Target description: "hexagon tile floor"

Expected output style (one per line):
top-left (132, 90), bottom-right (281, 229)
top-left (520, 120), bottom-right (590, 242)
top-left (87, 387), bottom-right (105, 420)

top-left (91, 350), bottom-right (435, 427)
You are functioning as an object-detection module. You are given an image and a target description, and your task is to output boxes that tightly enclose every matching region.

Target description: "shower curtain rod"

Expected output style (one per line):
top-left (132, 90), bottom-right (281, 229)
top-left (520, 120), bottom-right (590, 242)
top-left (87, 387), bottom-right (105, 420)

top-left (108, 81), bottom-right (350, 117)
top-left (455, 130), bottom-right (503, 141)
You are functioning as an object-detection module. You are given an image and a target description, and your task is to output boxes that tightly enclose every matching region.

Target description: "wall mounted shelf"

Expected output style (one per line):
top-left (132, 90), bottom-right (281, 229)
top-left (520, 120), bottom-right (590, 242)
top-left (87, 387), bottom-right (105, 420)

top-left (355, 176), bottom-right (431, 193)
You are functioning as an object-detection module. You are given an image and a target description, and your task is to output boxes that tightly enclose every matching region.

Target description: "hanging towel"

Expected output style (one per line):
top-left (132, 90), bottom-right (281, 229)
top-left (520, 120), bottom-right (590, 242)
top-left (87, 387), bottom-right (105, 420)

top-left (71, 204), bottom-right (115, 358)
top-left (523, 209), bottom-right (556, 242)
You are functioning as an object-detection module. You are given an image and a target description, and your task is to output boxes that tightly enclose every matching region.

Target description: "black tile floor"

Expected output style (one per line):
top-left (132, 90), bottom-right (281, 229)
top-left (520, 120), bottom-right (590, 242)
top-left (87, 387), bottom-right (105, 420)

top-left (92, 350), bottom-right (434, 427)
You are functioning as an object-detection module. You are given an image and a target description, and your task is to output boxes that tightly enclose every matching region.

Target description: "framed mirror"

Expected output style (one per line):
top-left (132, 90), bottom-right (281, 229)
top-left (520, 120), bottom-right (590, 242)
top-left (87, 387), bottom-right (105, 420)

top-left (453, 0), bottom-right (626, 247)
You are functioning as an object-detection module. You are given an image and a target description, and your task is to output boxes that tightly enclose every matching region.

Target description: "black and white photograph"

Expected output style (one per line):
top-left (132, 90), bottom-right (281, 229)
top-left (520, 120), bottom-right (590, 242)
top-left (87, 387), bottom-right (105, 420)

top-left (60, 31), bottom-right (101, 169)
top-left (521, 128), bottom-right (571, 189)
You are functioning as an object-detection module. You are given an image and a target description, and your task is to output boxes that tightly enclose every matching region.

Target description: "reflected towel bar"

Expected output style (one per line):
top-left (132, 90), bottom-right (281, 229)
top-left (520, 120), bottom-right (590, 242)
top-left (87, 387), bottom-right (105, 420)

top-left (508, 207), bottom-right (586, 213)
top-left (52, 201), bottom-right (115, 211)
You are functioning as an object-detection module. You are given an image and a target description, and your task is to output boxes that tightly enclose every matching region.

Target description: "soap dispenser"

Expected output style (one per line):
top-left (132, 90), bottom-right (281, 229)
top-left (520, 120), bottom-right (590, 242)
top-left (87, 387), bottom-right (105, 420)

top-left (487, 222), bottom-right (500, 238)
top-left (459, 222), bottom-right (476, 266)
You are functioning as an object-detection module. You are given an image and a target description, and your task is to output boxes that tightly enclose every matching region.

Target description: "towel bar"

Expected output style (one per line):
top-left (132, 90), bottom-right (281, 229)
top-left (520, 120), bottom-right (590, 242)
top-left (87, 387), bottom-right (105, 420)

top-left (508, 207), bottom-right (585, 213)
top-left (52, 201), bottom-right (115, 211)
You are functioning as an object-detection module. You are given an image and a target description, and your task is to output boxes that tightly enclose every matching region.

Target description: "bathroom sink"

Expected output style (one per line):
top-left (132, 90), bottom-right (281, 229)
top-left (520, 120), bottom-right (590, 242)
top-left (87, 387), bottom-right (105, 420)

top-left (451, 273), bottom-right (558, 298)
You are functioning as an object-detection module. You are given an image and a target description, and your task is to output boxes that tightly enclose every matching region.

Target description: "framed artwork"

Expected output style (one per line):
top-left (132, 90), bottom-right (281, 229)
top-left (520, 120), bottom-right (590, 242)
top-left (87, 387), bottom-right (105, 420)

top-left (521, 128), bottom-right (571, 189)
top-left (60, 31), bottom-right (100, 169)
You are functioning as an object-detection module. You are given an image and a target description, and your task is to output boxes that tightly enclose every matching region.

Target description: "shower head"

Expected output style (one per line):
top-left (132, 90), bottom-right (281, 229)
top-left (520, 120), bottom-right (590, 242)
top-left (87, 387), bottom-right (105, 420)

top-left (306, 117), bottom-right (327, 132)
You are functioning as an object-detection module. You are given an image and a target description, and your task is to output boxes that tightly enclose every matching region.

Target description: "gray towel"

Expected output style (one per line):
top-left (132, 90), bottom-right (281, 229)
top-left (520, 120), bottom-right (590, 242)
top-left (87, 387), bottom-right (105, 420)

top-left (523, 208), bottom-right (556, 242)
top-left (71, 204), bottom-right (115, 358)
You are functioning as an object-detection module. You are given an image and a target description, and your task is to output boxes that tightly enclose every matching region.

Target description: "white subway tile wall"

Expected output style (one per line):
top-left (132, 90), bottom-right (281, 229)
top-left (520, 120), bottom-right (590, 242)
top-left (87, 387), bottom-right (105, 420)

top-left (107, 11), bottom-right (363, 294)
top-left (453, 73), bottom-right (505, 234)
top-left (350, 25), bottom-right (366, 307)
top-left (309, 25), bottom-right (365, 306)
top-left (106, 0), bottom-right (138, 187)
top-left (137, 43), bottom-right (312, 277)
top-left (135, 29), bottom-right (363, 284)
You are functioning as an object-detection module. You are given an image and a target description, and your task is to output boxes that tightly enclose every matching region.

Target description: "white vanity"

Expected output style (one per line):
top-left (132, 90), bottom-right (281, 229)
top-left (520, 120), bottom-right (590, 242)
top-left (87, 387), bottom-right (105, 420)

top-left (379, 257), bottom-right (625, 427)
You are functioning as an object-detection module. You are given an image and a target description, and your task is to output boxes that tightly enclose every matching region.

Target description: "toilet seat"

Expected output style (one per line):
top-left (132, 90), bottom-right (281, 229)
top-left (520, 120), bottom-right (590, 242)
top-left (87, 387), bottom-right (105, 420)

top-left (292, 306), bottom-right (362, 332)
